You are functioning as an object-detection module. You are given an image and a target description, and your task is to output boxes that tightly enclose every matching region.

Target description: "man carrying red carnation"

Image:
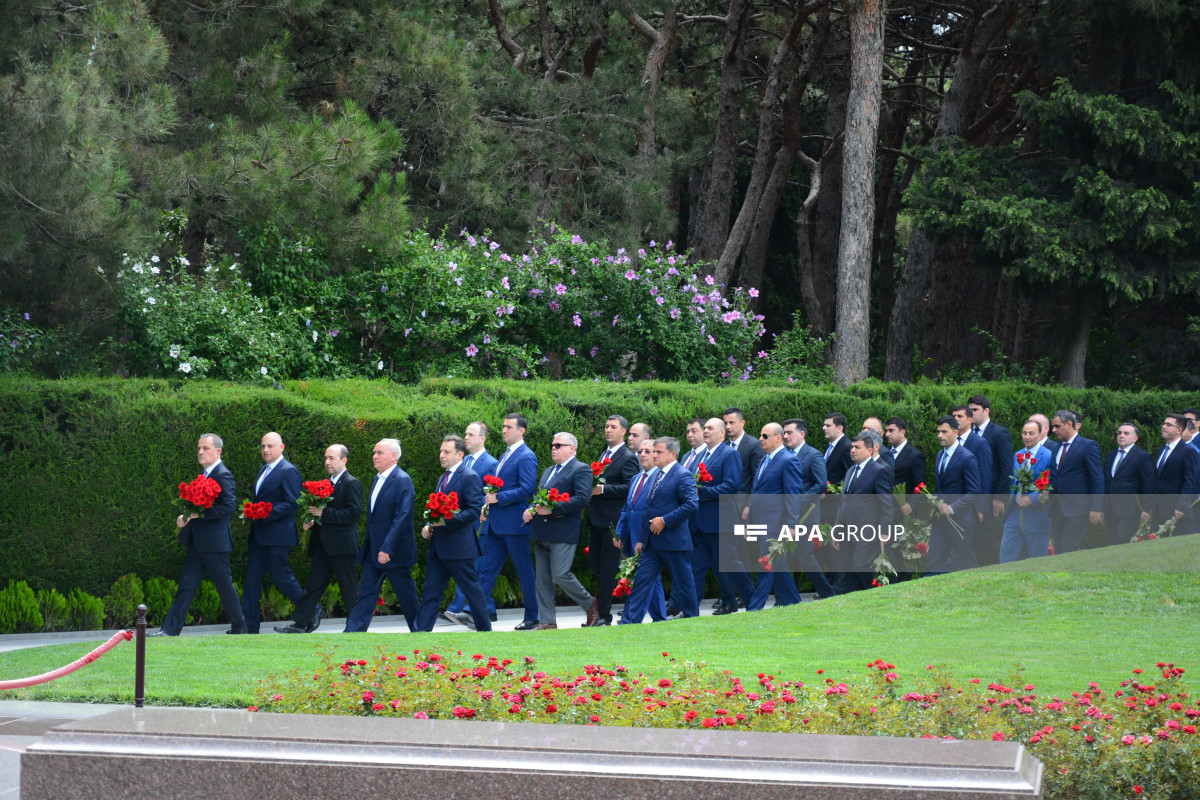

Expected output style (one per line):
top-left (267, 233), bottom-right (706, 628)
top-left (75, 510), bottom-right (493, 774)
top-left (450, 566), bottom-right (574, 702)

top-left (241, 431), bottom-right (304, 633)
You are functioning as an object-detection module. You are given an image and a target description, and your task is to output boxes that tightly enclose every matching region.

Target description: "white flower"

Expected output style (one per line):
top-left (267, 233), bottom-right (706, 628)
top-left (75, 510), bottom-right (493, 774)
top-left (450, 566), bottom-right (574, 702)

top-left (180, 256), bottom-right (190, 266)
top-left (150, 255), bottom-right (160, 263)
top-left (169, 344), bottom-right (181, 358)
top-left (377, 360), bottom-right (384, 370)
top-left (150, 267), bottom-right (160, 275)
top-left (147, 297), bottom-right (156, 305)
top-left (221, 306), bottom-right (228, 314)
top-left (132, 265), bottom-right (144, 274)
top-left (312, 331), bottom-right (318, 342)
top-left (96, 266), bottom-right (104, 274)
top-left (179, 363), bottom-right (191, 373)
top-left (260, 366), bottom-right (268, 375)
top-left (323, 354), bottom-right (330, 362)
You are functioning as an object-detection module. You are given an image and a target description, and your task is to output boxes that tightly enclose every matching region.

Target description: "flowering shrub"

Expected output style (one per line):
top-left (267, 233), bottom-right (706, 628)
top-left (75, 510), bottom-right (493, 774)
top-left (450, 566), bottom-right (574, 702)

top-left (255, 651), bottom-right (1198, 800)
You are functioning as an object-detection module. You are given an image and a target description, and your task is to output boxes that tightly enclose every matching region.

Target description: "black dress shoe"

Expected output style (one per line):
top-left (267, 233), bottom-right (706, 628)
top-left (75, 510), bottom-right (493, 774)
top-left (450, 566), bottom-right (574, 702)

top-left (310, 605), bottom-right (323, 632)
top-left (593, 615), bottom-right (612, 626)
top-left (150, 630), bottom-right (173, 637)
top-left (514, 619), bottom-right (539, 631)
top-left (446, 611), bottom-right (473, 627)
top-left (711, 600), bottom-right (723, 609)
top-left (666, 603), bottom-right (681, 617)
top-left (489, 612), bottom-right (498, 622)
top-left (274, 624), bottom-right (308, 634)
top-left (713, 604), bottom-right (738, 616)
top-left (226, 628), bottom-right (249, 634)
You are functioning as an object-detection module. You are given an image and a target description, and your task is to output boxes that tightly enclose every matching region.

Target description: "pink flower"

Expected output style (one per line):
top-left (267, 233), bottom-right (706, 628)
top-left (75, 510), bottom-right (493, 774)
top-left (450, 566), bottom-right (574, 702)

top-left (571, 235), bottom-right (584, 245)
top-left (707, 335), bottom-right (716, 345)
top-left (670, 307), bottom-right (680, 319)
top-left (572, 313), bottom-right (582, 326)
top-left (748, 287), bottom-right (759, 297)
top-left (991, 732), bottom-right (1005, 741)
top-left (466, 344), bottom-right (478, 356)
top-left (567, 347), bottom-right (576, 355)
top-left (705, 275), bottom-right (715, 285)
top-left (501, 276), bottom-right (510, 289)
top-left (555, 284), bottom-right (567, 295)
top-left (625, 270), bottom-right (637, 280)
top-left (656, 297), bottom-right (665, 305)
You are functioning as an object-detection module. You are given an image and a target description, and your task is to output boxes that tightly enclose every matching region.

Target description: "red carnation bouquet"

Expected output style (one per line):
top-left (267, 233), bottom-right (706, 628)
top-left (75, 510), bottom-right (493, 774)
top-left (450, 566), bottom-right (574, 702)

top-left (695, 462), bottom-right (713, 487)
top-left (590, 457), bottom-right (612, 486)
top-left (240, 500), bottom-right (273, 520)
top-left (613, 552), bottom-right (639, 597)
top-left (178, 474), bottom-right (222, 518)
top-left (300, 479), bottom-right (335, 524)
top-left (529, 486), bottom-right (571, 512)
top-left (424, 491), bottom-right (460, 524)
top-left (480, 475), bottom-right (503, 520)
top-left (1010, 452), bottom-right (1052, 527)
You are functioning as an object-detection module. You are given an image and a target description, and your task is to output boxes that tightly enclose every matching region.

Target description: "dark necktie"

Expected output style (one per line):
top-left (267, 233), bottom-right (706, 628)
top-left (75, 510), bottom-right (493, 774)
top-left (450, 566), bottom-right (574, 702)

top-left (545, 464), bottom-right (561, 487)
top-left (1157, 446), bottom-right (1169, 471)
top-left (438, 470), bottom-right (450, 492)
top-left (938, 450), bottom-right (949, 475)
top-left (1058, 440), bottom-right (1070, 468)
top-left (631, 472), bottom-right (648, 504)
top-left (845, 464), bottom-right (860, 491)
top-left (648, 469), bottom-right (666, 500)
top-left (1111, 448), bottom-right (1124, 478)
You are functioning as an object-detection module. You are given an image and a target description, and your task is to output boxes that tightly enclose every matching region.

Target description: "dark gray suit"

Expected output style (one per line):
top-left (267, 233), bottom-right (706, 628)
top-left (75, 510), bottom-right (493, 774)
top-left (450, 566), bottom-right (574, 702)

top-left (529, 458), bottom-right (594, 625)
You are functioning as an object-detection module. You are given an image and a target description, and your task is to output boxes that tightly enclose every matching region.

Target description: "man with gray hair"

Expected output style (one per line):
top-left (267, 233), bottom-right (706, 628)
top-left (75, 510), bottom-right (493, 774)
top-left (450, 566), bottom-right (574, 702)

top-left (523, 432), bottom-right (597, 629)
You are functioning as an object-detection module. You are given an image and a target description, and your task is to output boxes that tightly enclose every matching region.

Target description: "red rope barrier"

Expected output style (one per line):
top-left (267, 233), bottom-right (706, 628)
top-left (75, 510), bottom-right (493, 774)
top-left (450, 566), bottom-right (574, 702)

top-left (0, 630), bottom-right (134, 690)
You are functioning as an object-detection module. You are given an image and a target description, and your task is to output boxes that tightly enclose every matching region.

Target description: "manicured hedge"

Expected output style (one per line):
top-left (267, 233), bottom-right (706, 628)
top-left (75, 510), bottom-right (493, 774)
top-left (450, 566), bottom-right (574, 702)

top-left (0, 375), bottom-right (1193, 598)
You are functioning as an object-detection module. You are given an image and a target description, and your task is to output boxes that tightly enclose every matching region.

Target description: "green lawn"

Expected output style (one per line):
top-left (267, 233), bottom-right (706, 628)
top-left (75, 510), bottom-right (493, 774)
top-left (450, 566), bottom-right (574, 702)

top-left (2, 536), bottom-right (1198, 708)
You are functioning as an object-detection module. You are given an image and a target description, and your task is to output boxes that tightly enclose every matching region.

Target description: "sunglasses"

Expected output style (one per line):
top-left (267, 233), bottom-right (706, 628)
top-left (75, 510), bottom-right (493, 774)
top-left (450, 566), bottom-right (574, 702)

top-left (550, 442), bottom-right (572, 449)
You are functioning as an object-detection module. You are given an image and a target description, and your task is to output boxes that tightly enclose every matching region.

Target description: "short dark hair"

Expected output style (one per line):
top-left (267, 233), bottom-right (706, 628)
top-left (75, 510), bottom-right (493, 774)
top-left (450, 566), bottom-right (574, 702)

top-left (607, 414), bottom-right (629, 431)
top-left (723, 407), bottom-right (746, 422)
top-left (885, 417), bottom-right (907, 431)
top-left (1053, 409), bottom-right (1079, 427)
top-left (505, 413), bottom-right (528, 430)
top-left (442, 434), bottom-right (467, 453)
top-left (1118, 422), bottom-right (1139, 435)
top-left (1166, 412), bottom-right (1188, 429)
top-left (783, 418), bottom-right (807, 434)
top-left (825, 413), bottom-right (847, 430)
top-left (687, 417), bottom-right (705, 428)
top-left (936, 415), bottom-right (958, 429)
top-left (655, 436), bottom-right (681, 455)
top-left (951, 404), bottom-right (970, 415)
top-left (967, 395), bottom-right (991, 410)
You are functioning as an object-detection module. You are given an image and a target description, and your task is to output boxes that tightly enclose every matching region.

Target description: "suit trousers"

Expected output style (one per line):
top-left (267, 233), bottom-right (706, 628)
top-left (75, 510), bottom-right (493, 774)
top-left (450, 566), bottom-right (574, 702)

top-left (291, 538), bottom-right (359, 627)
top-left (446, 548), bottom-right (497, 616)
top-left (618, 548), bottom-right (697, 623)
top-left (533, 540), bottom-right (593, 625)
top-left (161, 546), bottom-right (245, 635)
top-left (415, 556), bottom-right (492, 632)
top-left (1106, 513), bottom-right (1142, 547)
top-left (477, 531), bottom-right (539, 622)
top-left (587, 524), bottom-right (623, 618)
top-left (926, 513), bottom-right (977, 574)
top-left (1053, 510), bottom-right (1090, 553)
top-left (345, 561), bottom-right (419, 632)
top-left (999, 511), bottom-right (1050, 563)
top-left (241, 539), bottom-right (303, 632)
top-left (975, 513), bottom-right (1001, 566)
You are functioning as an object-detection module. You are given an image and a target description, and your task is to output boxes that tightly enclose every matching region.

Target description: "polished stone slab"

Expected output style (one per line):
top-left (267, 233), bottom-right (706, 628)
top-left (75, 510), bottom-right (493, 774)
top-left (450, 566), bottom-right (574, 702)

top-left (22, 707), bottom-right (1042, 799)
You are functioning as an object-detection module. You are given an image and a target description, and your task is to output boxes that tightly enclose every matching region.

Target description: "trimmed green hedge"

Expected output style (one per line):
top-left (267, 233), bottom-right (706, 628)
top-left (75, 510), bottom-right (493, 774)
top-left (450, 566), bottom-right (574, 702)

top-left (1, 375), bottom-right (1194, 599)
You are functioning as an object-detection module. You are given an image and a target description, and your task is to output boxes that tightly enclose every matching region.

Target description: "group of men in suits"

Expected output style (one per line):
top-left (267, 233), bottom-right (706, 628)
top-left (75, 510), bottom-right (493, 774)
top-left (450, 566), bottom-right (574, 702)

top-left (158, 401), bottom-right (1200, 633)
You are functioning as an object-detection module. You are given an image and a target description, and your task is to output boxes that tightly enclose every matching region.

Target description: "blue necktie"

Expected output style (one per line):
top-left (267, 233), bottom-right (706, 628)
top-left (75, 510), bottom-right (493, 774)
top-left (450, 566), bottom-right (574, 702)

top-left (824, 443), bottom-right (833, 460)
top-left (938, 450), bottom-right (948, 475)
top-left (648, 469), bottom-right (665, 500)
top-left (545, 464), bottom-right (561, 487)
top-left (756, 454), bottom-right (771, 484)
top-left (1157, 446), bottom-right (1169, 471)
top-left (463, 454), bottom-right (474, 471)
top-left (845, 464), bottom-right (860, 491)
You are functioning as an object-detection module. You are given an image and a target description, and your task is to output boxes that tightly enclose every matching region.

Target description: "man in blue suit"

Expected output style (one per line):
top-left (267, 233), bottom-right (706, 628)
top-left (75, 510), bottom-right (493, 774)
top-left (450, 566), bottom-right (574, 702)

top-left (999, 420), bottom-right (1054, 562)
top-left (691, 417), bottom-right (743, 614)
top-left (952, 406), bottom-right (993, 526)
top-left (1049, 409), bottom-right (1104, 553)
top-left (969, 396), bottom-right (1013, 565)
top-left (524, 432), bottom-right (597, 630)
top-left (927, 416), bottom-right (982, 574)
top-left (345, 438), bottom-right (420, 632)
top-left (240, 431), bottom-right (303, 633)
top-left (835, 432), bottom-right (895, 591)
top-left (157, 434), bottom-right (247, 636)
top-left (614, 441), bottom-right (667, 621)
top-left (1151, 413), bottom-right (1200, 530)
top-left (1102, 422), bottom-right (1154, 546)
top-left (478, 413), bottom-right (540, 630)
top-left (442, 421), bottom-right (499, 627)
top-left (618, 437), bottom-right (699, 623)
top-left (415, 435), bottom-right (492, 632)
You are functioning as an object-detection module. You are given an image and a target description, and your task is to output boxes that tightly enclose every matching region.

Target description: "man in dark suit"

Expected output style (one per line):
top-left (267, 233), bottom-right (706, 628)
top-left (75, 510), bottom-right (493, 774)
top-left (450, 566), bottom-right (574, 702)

top-left (835, 432), bottom-right (895, 592)
top-left (969, 396), bottom-right (1014, 519)
top-left (415, 435), bottom-right (492, 632)
top-left (999, 421), bottom-right (1054, 563)
top-left (275, 444), bottom-right (363, 633)
top-left (240, 431), bottom-right (304, 633)
top-left (885, 417), bottom-right (925, 513)
top-left (821, 413), bottom-right (854, 486)
top-left (927, 416), bottom-right (982, 574)
top-left (443, 421), bottom-right (499, 626)
top-left (692, 417), bottom-right (744, 614)
top-left (1151, 413), bottom-right (1200, 530)
top-left (157, 434), bottom-right (247, 635)
top-left (1029, 414), bottom-right (1058, 456)
top-left (618, 437), bottom-right (698, 623)
top-left (524, 432), bottom-right (597, 629)
top-left (478, 413), bottom-right (540, 630)
top-left (614, 441), bottom-right (667, 621)
top-left (951, 406), bottom-right (993, 527)
top-left (860, 417), bottom-right (895, 476)
top-left (1103, 422), bottom-right (1154, 546)
top-left (1049, 409), bottom-right (1104, 553)
top-left (721, 407), bottom-right (762, 608)
top-left (585, 415), bottom-right (639, 626)
top-left (345, 438), bottom-right (420, 632)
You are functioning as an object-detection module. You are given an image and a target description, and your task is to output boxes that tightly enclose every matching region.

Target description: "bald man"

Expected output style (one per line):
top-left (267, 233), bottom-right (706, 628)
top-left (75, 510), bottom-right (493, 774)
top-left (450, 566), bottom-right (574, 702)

top-left (241, 431), bottom-right (304, 633)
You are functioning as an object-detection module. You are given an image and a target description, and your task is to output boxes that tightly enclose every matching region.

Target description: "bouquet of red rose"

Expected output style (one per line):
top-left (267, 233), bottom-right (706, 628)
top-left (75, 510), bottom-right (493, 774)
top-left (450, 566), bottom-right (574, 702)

top-left (1010, 453), bottom-right (1052, 527)
top-left (913, 482), bottom-right (965, 535)
top-left (590, 457), bottom-right (612, 486)
top-left (695, 462), bottom-right (713, 487)
top-left (613, 552), bottom-right (639, 597)
top-left (825, 481), bottom-right (843, 494)
top-left (240, 500), bottom-right (273, 520)
top-left (480, 474), bottom-right (503, 519)
top-left (300, 479), bottom-right (335, 525)
top-left (424, 491), bottom-right (460, 524)
top-left (528, 486), bottom-right (570, 512)
top-left (177, 473), bottom-right (222, 518)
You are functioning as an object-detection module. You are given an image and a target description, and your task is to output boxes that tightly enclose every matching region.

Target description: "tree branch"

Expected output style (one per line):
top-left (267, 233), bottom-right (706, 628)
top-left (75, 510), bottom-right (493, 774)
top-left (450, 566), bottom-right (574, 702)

top-left (487, 0), bottom-right (527, 70)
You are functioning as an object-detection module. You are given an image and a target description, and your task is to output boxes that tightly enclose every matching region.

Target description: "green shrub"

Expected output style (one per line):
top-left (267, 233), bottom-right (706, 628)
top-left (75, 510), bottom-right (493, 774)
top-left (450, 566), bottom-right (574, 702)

top-left (64, 588), bottom-right (105, 631)
top-left (259, 585), bottom-right (293, 622)
top-left (103, 573), bottom-right (145, 629)
top-left (0, 579), bottom-right (44, 633)
top-left (190, 580), bottom-right (224, 625)
top-left (36, 588), bottom-right (68, 632)
top-left (318, 583), bottom-right (342, 617)
top-left (143, 577), bottom-right (177, 627)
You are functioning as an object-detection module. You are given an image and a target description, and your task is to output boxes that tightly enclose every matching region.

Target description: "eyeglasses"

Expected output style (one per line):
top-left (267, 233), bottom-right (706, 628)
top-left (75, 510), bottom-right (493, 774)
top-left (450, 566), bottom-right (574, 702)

top-left (550, 442), bottom-right (572, 449)
top-left (758, 433), bottom-right (777, 439)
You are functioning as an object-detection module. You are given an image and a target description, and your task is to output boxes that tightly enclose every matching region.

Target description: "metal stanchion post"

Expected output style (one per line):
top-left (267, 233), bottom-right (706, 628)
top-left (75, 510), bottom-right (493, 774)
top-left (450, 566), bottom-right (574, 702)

top-left (135, 603), bottom-right (147, 708)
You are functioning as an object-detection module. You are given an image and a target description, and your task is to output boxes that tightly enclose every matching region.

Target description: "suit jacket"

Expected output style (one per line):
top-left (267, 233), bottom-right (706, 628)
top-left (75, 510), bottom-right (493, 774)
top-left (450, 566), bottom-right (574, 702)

top-left (1151, 441), bottom-right (1200, 519)
top-left (587, 445), bottom-right (639, 529)
top-left (960, 433), bottom-right (993, 514)
top-left (309, 471), bottom-right (364, 557)
top-left (979, 423), bottom-right (1014, 495)
top-left (749, 448), bottom-right (803, 534)
top-left (1049, 436), bottom-right (1104, 515)
top-left (694, 442), bottom-right (741, 533)
top-left (180, 462), bottom-right (237, 553)
top-left (249, 457), bottom-right (302, 547)
top-left (640, 462), bottom-right (698, 551)
top-left (892, 443), bottom-right (926, 494)
top-left (360, 467), bottom-right (416, 568)
top-left (529, 459), bottom-right (592, 544)
top-left (1103, 446), bottom-right (1154, 519)
top-left (731, 434), bottom-right (766, 496)
top-left (1004, 445), bottom-right (1053, 532)
top-left (616, 468), bottom-right (657, 553)
top-left (463, 449), bottom-right (498, 535)
top-left (932, 445), bottom-right (982, 518)
top-left (836, 459), bottom-right (895, 570)
top-left (485, 443), bottom-right (538, 536)
top-left (792, 443), bottom-right (826, 525)
top-left (428, 466), bottom-right (484, 561)
top-left (824, 436), bottom-right (853, 485)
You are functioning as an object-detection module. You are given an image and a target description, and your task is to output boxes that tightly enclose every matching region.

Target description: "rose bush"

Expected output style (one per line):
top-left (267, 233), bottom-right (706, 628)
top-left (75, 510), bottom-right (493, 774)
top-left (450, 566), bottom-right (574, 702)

top-left (256, 650), bottom-right (1198, 800)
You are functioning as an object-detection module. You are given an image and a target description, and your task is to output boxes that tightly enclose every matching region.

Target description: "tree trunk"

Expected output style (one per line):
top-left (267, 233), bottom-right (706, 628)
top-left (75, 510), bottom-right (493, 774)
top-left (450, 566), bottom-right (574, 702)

top-left (689, 0), bottom-right (752, 263)
top-left (1059, 292), bottom-right (1094, 387)
top-left (811, 82), bottom-right (847, 336)
top-left (833, 0), bottom-right (886, 386)
top-left (621, 2), bottom-right (679, 168)
top-left (795, 152), bottom-right (826, 336)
